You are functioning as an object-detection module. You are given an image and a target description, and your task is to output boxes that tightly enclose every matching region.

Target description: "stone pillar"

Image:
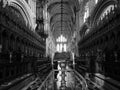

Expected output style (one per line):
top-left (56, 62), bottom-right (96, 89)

top-left (21, 54), bottom-right (24, 62)
top-left (0, 30), bottom-right (2, 53)
top-left (9, 52), bottom-right (12, 63)
top-left (114, 51), bottom-right (118, 62)
top-left (0, 29), bottom-right (2, 63)
top-left (89, 50), bottom-right (96, 74)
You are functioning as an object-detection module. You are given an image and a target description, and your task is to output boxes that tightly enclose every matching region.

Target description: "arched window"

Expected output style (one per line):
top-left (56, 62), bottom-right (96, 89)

top-left (99, 5), bottom-right (115, 20)
top-left (56, 35), bottom-right (67, 52)
top-left (56, 44), bottom-right (60, 52)
top-left (63, 44), bottom-right (67, 52)
top-left (56, 35), bottom-right (67, 43)
top-left (84, 4), bottom-right (89, 22)
top-left (60, 43), bottom-right (62, 52)
top-left (95, 0), bottom-right (98, 4)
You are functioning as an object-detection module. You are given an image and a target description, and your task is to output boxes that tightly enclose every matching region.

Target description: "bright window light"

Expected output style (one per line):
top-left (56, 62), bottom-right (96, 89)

top-left (60, 43), bottom-right (63, 52)
top-left (84, 5), bottom-right (89, 22)
top-left (95, 0), bottom-right (98, 4)
top-left (56, 44), bottom-right (60, 52)
top-left (63, 44), bottom-right (67, 52)
top-left (56, 35), bottom-right (67, 43)
top-left (56, 43), bottom-right (67, 52)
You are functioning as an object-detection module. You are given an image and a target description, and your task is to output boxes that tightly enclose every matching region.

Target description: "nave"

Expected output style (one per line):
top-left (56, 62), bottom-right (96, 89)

top-left (0, 0), bottom-right (120, 90)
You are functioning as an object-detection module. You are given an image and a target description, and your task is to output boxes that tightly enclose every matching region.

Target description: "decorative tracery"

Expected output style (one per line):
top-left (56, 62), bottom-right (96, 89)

top-left (1, 0), bottom-right (36, 31)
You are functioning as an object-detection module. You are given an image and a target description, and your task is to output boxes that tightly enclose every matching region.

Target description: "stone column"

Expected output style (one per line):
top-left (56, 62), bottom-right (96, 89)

top-left (9, 52), bottom-right (12, 63)
top-left (0, 30), bottom-right (2, 53)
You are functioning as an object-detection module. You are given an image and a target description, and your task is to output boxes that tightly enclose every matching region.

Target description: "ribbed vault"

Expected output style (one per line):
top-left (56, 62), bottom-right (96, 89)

top-left (47, 0), bottom-right (80, 44)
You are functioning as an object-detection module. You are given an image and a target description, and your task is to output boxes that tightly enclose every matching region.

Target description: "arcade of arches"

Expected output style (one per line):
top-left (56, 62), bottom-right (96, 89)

top-left (0, 0), bottom-right (120, 90)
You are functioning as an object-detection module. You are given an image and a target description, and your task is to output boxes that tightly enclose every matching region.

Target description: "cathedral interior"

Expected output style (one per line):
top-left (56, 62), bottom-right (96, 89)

top-left (0, 0), bottom-right (120, 90)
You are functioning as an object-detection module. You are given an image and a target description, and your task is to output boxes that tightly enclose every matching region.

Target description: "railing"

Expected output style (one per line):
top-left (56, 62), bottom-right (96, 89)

top-left (75, 65), bottom-right (120, 90)
top-left (37, 71), bottom-right (54, 90)
top-left (74, 70), bottom-right (88, 90)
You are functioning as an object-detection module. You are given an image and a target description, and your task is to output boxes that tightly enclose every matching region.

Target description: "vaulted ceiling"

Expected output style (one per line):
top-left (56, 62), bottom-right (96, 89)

top-left (47, 0), bottom-right (80, 43)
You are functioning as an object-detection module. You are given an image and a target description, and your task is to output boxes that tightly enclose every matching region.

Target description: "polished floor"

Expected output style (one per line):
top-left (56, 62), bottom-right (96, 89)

top-left (0, 61), bottom-right (120, 90)
top-left (0, 0), bottom-right (120, 90)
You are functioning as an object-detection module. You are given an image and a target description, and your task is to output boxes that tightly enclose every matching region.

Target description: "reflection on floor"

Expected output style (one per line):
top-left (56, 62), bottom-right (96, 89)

top-left (56, 63), bottom-right (75, 89)
top-left (1, 64), bottom-right (120, 90)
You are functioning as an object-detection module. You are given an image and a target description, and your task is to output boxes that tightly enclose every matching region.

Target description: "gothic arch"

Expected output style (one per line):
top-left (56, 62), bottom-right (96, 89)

top-left (6, 0), bottom-right (36, 30)
top-left (91, 0), bottom-right (118, 26)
